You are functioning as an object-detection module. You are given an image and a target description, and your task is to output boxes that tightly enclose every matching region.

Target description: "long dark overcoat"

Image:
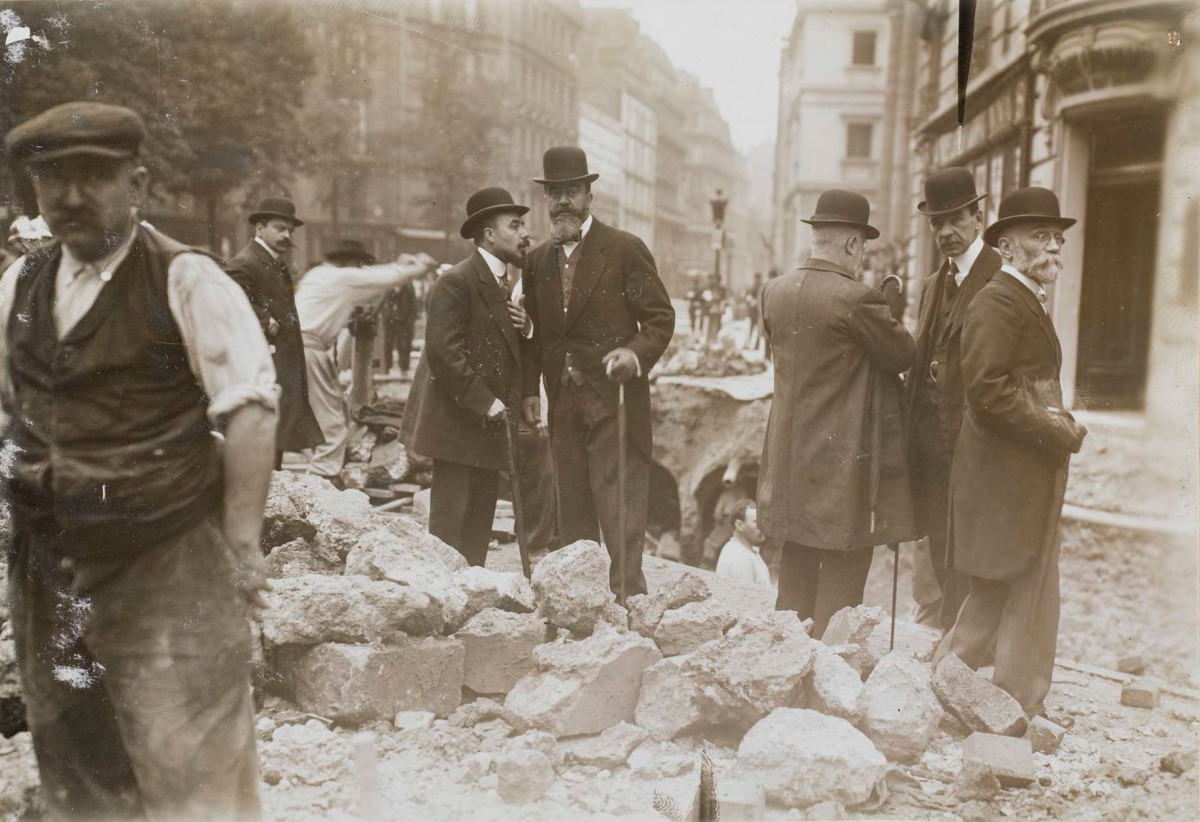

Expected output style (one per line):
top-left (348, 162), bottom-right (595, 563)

top-left (224, 241), bottom-right (323, 452)
top-left (950, 271), bottom-right (1081, 580)
top-left (758, 258), bottom-right (919, 550)
top-left (400, 253), bottom-right (523, 472)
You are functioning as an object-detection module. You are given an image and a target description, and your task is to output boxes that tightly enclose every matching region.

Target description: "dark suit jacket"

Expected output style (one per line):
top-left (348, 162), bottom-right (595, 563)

top-left (224, 241), bottom-right (322, 452)
top-left (950, 271), bottom-right (1082, 580)
top-left (758, 258), bottom-right (919, 550)
top-left (400, 252), bottom-right (523, 472)
top-left (521, 219), bottom-right (674, 458)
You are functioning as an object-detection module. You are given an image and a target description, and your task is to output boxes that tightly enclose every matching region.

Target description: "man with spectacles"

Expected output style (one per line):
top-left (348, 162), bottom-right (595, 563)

top-left (520, 147), bottom-right (675, 597)
top-left (906, 168), bottom-right (1002, 630)
top-left (935, 186), bottom-right (1088, 715)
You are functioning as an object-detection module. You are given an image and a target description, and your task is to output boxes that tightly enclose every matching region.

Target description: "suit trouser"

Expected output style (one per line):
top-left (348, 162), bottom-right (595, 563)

top-left (304, 343), bottom-right (349, 478)
top-left (429, 459), bottom-right (500, 567)
top-left (776, 542), bottom-right (874, 639)
top-left (9, 518), bottom-right (260, 821)
top-left (911, 418), bottom-right (968, 630)
top-left (550, 379), bottom-right (649, 597)
top-left (382, 318), bottom-right (414, 374)
top-left (934, 530), bottom-right (1061, 711)
top-left (516, 424), bottom-right (558, 555)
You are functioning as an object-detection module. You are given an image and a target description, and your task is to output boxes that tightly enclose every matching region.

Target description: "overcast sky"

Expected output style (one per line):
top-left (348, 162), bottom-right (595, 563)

top-left (580, 0), bottom-right (796, 154)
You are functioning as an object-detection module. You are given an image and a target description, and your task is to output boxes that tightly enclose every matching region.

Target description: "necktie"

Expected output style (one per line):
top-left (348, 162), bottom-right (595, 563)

top-left (945, 260), bottom-right (959, 300)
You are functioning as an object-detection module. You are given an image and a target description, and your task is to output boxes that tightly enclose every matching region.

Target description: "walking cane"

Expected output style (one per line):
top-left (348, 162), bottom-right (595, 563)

top-left (617, 381), bottom-right (628, 605)
top-left (868, 370), bottom-right (900, 652)
top-left (503, 411), bottom-right (532, 580)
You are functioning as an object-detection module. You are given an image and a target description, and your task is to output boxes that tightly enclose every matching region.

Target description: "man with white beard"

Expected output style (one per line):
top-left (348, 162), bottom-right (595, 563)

top-left (935, 187), bottom-right (1088, 714)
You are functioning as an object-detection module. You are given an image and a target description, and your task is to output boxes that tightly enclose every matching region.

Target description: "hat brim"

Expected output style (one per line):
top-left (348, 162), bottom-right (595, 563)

top-left (325, 250), bottom-right (376, 265)
top-left (21, 145), bottom-right (137, 164)
top-left (916, 192), bottom-right (987, 216)
top-left (532, 173), bottom-right (599, 185)
top-left (983, 215), bottom-right (1076, 247)
top-left (249, 211), bottom-right (304, 227)
top-left (459, 203), bottom-right (530, 239)
top-left (801, 217), bottom-right (880, 241)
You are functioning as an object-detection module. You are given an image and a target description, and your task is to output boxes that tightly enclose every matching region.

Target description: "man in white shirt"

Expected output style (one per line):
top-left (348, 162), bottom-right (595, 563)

top-left (295, 239), bottom-right (433, 479)
top-left (715, 499), bottom-right (772, 587)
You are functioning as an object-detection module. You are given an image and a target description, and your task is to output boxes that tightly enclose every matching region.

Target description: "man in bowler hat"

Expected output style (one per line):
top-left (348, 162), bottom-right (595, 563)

top-left (906, 168), bottom-right (1003, 629)
top-left (521, 147), bottom-right (675, 596)
top-left (225, 196), bottom-right (324, 466)
top-left (401, 187), bottom-right (533, 566)
top-left (935, 187), bottom-right (1087, 713)
top-left (758, 190), bottom-right (918, 637)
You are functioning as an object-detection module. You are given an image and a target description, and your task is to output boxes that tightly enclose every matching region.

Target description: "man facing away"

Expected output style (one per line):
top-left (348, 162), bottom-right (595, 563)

top-left (400, 187), bottom-right (533, 566)
top-left (295, 239), bottom-right (433, 479)
top-left (225, 196), bottom-right (324, 467)
top-left (905, 167), bottom-right (1002, 630)
top-left (715, 499), bottom-right (771, 588)
top-left (521, 146), bottom-right (675, 597)
top-left (935, 187), bottom-right (1088, 714)
top-left (758, 190), bottom-right (919, 638)
top-left (2, 101), bottom-right (276, 820)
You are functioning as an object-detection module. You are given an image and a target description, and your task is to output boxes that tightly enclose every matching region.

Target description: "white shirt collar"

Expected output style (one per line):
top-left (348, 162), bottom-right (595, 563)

top-left (561, 214), bottom-right (594, 258)
top-left (730, 533), bottom-right (762, 555)
top-left (950, 235), bottom-right (984, 287)
top-left (1000, 263), bottom-right (1048, 308)
top-left (254, 236), bottom-right (280, 260)
top-left (59, 215), bottom-right (138, 283)
top-left (476, 246), bottom-right (508, 283)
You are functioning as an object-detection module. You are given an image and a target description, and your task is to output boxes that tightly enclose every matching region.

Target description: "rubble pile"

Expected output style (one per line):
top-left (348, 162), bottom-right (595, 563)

top-left (653, 343), bottom-right (766, 379)
top-left (339, 423), bottom-right (433, 500)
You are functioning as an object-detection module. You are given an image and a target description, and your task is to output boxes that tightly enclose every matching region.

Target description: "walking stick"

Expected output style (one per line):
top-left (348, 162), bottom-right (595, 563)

top-left (890, 541), bottom-right (899, 651)
top-left (503, 411), bottom-right (532, 580)
top-left (617, 380), bottom-right (628, 605)
top-left (868, 369), bottom-right (900, 652)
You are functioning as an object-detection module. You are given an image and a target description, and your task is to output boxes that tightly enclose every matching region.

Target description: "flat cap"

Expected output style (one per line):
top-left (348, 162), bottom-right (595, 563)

top-left (5, 102), bottom-right (145, 164)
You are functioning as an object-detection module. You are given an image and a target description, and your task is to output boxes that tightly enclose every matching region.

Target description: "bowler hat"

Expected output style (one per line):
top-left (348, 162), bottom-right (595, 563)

top-left (249, 196), bottom-right (303, 227)
top-left (983, 187), bottom-right (1075, 246)
top-left (917, 167), bottom-right (986, 216)
top-left (325, 239), bottom-right (376, 266)
top-left (533, 146), bottom-right (599, 185)
top-left (801, 189), bottom-right (880, 240)
top-left (459, 186), bottom-right (530, 239)
top-left (6, 102), bottom-right (145, 164)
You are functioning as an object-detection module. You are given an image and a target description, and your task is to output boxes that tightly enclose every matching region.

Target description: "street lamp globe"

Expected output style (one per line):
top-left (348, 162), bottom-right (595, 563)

top-left (709, 189), bottom-right (728, 226)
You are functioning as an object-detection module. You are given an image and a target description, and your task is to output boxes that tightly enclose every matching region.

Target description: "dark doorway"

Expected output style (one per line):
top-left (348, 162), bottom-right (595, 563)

top-left (1075, 114), bottom-right (1164, 410)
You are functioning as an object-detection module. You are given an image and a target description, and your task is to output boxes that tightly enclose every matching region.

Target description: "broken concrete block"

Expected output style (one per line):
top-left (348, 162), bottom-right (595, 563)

top-left (634, 656), bottom-right (707, 741)
top-left (628, 738), bottom-right (696, 779)
top-left (449, 697), bottom-right (512, 728)
top-left (308, 487), bottom-right (377, 561)
top-left (806, 643), bottom-right (864, 722)
top-left (599, 599), bottom-right (629, 631)
top-left (867, 619), bottom-right (942, 664)
top-left (385, 516), bottom-right (468, 572)
top-left (859, 652), bottom-right (944, 762)
top-left (726, 610), bottom-right (810, 641)
top-left (627, 593), bottom-right (666, 638)
top-left (716, 777), bottom-right (765, 821)
top-left (1025, 715), bottom-right (1066, 754)
top-left (261, 574), bottom-right (443, 646)
top-left (394, 711), bottom-right (436, 732)
top-left (345, 529), bottom-right (468, 631)
top-left (292, 638), bottom-right (464, 723)
top-left (505, 626), bottom-right (662, 737)
top-left (367, 438), bottom-right (410, 486)
top-left (1117, 654), bottom-right (1146, 675)
top-left (259, 719), bottom-right (352, 787)
top-left (495, 748), bottom-right (555, 803)
top-left (954, 759), bottom-right (1001, 801)
top-left (827, 642), bottom-right (866, 677)
top-left (346, 426), bottom-right (377, 463)
top-left (265, 538), bottom-right (340, 578)
top-left (338, 462), bottom-right (368, 490)
top-left (267, 470), bottom-right (333, 516)
top-left (931, 653), bottom-right (1027, 736)
top-left (962, 732), bottom-right (1035, 787)
top-left (261, 486), bottom-right (317, 550)
top-left (1121, 677), bottom-right (1162, 709)
top-left (822, 604), bottom-right (886, 647)
top-left (457, 609), bottom-right (548, 695)
top-left (530, 540), bottom-right (613, 634)
top-left (659, 572), bottom-right (711, 610)
top-left (560, 721), bottom-right (649, 769)
top-left (455, 566), bottom-right (535, 620)
top-left (737, 708), bottom-right (887, 808)
top-left (654, 599), bottom-right (737, 656)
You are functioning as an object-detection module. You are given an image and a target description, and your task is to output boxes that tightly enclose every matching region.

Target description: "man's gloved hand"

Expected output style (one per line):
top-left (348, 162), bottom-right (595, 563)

top-left (602, 347), bottom-right (639, 383)
top-left (522, 396), bottom-right (541, 427)
top-left (485, 398), bottom-right (506, 423)
top-left (507, 296), bottom-right (531, 336)
top-left (880, 274), bottom-right (904, 321)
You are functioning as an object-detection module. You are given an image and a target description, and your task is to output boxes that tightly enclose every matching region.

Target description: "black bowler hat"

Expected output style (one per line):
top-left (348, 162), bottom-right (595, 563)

top-left (533, 146), bottom-right (599, 185)
top-left (249, 196), bottom-right (304, 227)
top-left (983, 186), bottom-right (1076, 246)
top-left (917, 167), bottom-right (987, 216)
top-left (6, 102), bottom-right (145, 164)
top-left (325, 239), bottom-right (376, 266)
top-left (459, 186), bottom-right (529, 239)
top-left (801, 189), bottom-right (880, 240)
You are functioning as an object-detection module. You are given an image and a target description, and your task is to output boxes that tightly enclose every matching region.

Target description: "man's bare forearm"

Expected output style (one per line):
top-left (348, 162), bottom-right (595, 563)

top-left (222, 402), bottom-right (276, 552)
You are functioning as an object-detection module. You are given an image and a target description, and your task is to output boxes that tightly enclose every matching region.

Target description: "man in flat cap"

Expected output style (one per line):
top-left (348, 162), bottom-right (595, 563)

top-left (401, 187), bottom-right (533, 566)
top-left (936, 187), bottom-right (1087, 713)
top-left (1, 101), bottom-right (275, 818)
top-left (758, 190), bottom-right (918, 637)
top-left (225, 196), bottom-right (324, 467)
top-left (521, 147), bottom-right (675, 597)
top-left (906, 168), bottom-right (1002, 630)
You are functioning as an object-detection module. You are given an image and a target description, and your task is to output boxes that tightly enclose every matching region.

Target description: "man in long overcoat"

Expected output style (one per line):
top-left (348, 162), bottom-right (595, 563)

top-left (401, 187), bottom-right (532, 566)
top-left (905, 168), bottom-right (1002, 629)
top-left (521, 147), bottom-right (675, 597)
top-left (936, 187), bottom-right (1087, 712)
top-left (759, 190), bottom-right (918, 638)
top-left (225, 196), bottom-right (323, 465)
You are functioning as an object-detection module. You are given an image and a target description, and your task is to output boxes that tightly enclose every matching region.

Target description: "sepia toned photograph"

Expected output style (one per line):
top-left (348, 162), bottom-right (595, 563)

top-left (0, 0), bottom-right (1196, 819)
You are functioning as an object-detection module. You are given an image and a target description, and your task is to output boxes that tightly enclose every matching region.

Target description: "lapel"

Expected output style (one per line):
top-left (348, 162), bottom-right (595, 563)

top-left (471, 252), bottom-right (520, 360)
top-left (999, 270), bottom-right (1061, 367)
top-left (251, 241), bottom-right (291, 286)
top-left (564, 220), bottom-right (609, 330)
top-left (943, 244), bottom-right (1000, 341)
top-left (537, 243), bottom-right (564, 326)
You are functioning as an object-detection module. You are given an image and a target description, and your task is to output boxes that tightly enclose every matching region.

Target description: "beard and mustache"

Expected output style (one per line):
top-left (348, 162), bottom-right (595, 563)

top-left (550, 206), bottom-right (585, 245)
top-left (1016, 250), bottom-right (1063, 285)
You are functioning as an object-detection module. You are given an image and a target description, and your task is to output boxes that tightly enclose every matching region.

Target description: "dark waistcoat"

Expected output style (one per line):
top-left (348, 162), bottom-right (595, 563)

top-left (6, 226), bottom-right (222, 556)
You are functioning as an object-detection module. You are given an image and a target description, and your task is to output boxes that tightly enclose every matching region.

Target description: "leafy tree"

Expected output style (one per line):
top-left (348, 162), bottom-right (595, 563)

top-left (1, 0), bottom-right (317, 249)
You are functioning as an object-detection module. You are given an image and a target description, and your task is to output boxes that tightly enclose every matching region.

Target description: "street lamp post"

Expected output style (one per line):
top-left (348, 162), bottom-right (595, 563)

top-left (709, 188), bottom-right (728, 288)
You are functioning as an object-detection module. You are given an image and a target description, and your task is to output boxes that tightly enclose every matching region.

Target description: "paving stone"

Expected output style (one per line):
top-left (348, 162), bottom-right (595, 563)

top-left (1025, 715), bottom-right (1067, 754)
top-left (1121, 677), bottom-right (1161, 709)
top-left (962, 731), bottom-right (1035, 787)
top-left (931, 653), bottom-right (1027, 736)
top-left (530, 540), bottom-right (613, 634)
top-left (457, 609), bottom-right (547, 694)
top-left (1117, 654), bottom-right (1147, 675)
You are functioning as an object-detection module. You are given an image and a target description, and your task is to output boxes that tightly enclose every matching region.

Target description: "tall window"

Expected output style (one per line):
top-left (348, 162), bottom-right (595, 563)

top-left (846, 123), bottom-right (873, 159)
top-left (852, 31), bottom-right (877, 66)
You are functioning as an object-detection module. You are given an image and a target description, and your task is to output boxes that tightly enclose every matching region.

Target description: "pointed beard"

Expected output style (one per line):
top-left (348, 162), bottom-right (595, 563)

top-left (551, 212), bottom-right (583, 244)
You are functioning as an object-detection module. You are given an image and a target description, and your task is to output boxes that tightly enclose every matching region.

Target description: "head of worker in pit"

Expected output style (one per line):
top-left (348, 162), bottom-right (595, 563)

top-left (7, 102), bottom-right (148, 263)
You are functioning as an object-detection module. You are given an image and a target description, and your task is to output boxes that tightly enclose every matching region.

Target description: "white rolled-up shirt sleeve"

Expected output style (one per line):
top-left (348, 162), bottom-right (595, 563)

top-left (166, 252), bottom-right (279, 423)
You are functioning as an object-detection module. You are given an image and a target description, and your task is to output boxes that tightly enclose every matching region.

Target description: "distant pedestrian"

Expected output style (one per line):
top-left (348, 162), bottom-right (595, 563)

top-left (744, 271), bottom-right (764, 350)
top-left (381, 279), bottom-right (417, 376)
top-left (715, 499), bottom-right (771, 588)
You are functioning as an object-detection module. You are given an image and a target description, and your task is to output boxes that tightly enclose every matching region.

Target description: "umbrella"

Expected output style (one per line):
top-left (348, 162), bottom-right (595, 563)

top-left (957, 0), bottom-right (978, 134)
